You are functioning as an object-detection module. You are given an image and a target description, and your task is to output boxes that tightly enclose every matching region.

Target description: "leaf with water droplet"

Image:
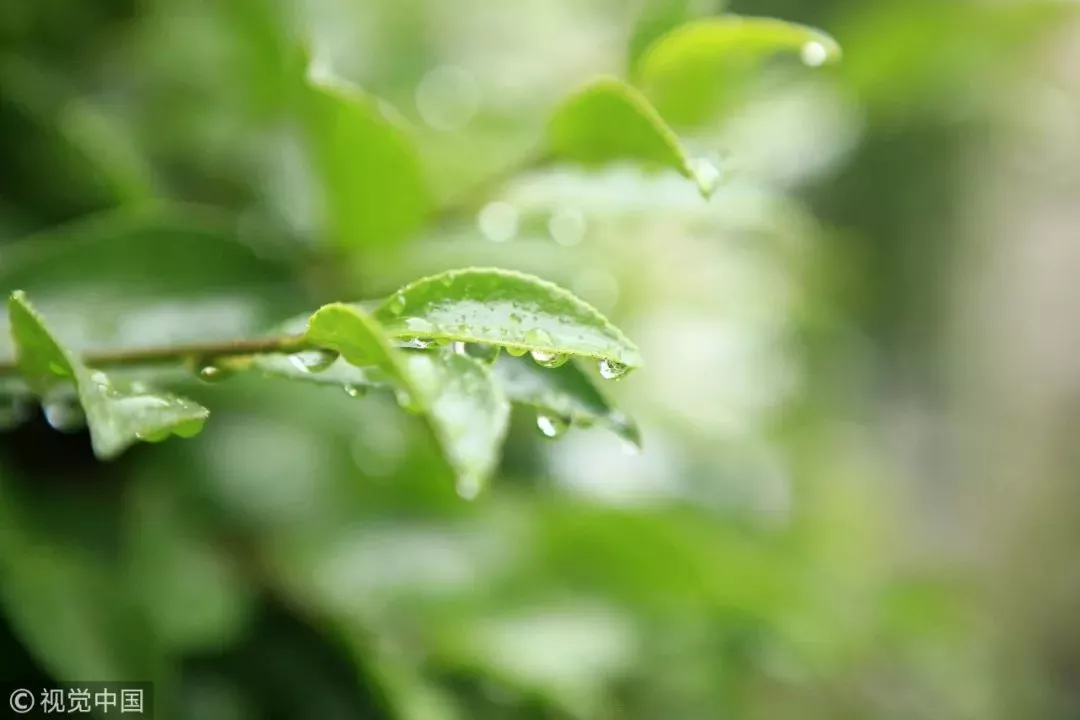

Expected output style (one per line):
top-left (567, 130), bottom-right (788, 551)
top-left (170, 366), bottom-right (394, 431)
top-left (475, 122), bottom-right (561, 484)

top-left (288, 349), bottom-right (339, 374)
top-left (253, 351), bottom-right (382, 393)
top-left (373, 268), bottom-right (642, 371)
top-left (598, 358), bottom-right (630, 381)
top-left (536, 412), bottom-right (568, 439)
top-left (636, 16), bottom-right (842, 126)
top-left (492, 355), bottom-right (642, 448)
top-left (305, 303), bottom-right (509, 490)
top-left (194, 361), bottom-right (234, 383)
top-left (303, 73), bottom-right (431, 250)
top-left (7, 291), bottom-right (209, 459)
top-left (530, 349), bottom-right (569, 369)
top-left (548, 77), bottom-right (718, 197)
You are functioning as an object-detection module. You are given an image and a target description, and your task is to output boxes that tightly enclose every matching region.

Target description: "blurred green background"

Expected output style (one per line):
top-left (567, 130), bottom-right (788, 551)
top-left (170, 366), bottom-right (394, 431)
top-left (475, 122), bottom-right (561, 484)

top-left (2, 0), bottom-right (1080, 718)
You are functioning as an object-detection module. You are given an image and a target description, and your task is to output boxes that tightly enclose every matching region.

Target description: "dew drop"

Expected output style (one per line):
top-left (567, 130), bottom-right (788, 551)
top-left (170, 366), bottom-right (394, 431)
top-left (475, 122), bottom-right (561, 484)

top-left (466, 343), bottom-right (501, 365)
top-left (343, 384), bottom-right (368, 399)
top-left (477, 201), bottom-right (518, 242)
top-left (43, 398), bottom-right (86, 433)
top-left (289, 349), bottom-right (339, 374)
top-left (385, 293), bottom-right (407, 316)
top-left (506, 346), bottom-right (528, 357)
top-left (598, 358), bottom-right (629, 380)
top-left (800, 40), bottom-right (830, 67)
top-left (530, 349), bottom-right (568, 369)
top-left (688, 156), bottom-right (723, 198)
top-left (456, 474), bottom-right (482, 500)
top-left (400, 337), bottom-right (435, 350)
top-left (195, 361), bottom-right (233, 383)
top-left (536, 413), bottom-right (568, 439)
top-left (452, 341), bottom-right (467, 355)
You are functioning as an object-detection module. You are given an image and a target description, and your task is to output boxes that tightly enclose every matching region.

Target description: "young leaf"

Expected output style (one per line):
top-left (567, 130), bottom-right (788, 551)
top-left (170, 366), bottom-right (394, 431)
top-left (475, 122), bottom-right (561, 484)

top-left (636, 16), bottom-right (842, 126)
top-left (492, 356), bottom-right (642, 448)
top-left (303, 73), bottom-right (431, 250)
top-left (7, 292), bottom-right (209, 459)
top-left (374, 268), bottom-right (643, 370)
top-left (304, 304), bottom-right (510, 493)
top-left (548, 78), bottom-right (719, 197)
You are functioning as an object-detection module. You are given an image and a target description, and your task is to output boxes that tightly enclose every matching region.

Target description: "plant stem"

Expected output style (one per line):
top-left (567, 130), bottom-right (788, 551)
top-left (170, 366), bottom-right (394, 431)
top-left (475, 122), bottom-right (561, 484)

top-left (0, 334), bottom-right (308, 376)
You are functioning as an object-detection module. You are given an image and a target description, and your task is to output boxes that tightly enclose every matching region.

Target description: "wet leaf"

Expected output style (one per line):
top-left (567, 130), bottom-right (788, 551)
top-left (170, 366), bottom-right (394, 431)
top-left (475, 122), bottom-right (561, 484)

top-left (373, 268), bottom-right (643, 370)
top-left (548, 78), bottom-right (718, 197)
top-left (303, 73), bottom-right (431, 250)
top-left (305, 304), bottom-right (509, 491)
top-left (7, 291), bottom-right (209, 459)
top-left (492, 356), bottom-right (642, 448)
top-left (636, 16), bottom-right (842, 126)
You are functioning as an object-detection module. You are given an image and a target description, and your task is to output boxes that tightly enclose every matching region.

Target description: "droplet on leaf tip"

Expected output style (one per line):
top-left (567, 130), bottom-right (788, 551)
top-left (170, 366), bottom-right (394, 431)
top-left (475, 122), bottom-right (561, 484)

top-left (289, 349), bottom-right (339, 374)
top-left (536, 413), bottom-right (568, 439)
top-left (344, 384), bottom-right (368, 399)
top-left (598, 358), bottom-right (629, 381)
top-left (800, 40), bottom-right (831, 67)
top-left (688, 157), bottom-right (723, 199)
top-left (456, 474), bottom-right (482, 500)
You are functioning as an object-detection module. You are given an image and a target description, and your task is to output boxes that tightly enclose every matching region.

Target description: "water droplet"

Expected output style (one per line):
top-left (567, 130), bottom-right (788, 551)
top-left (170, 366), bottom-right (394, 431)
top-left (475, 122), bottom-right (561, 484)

top-left (385, 293), bottom-right (407, 316)
top-left (536, 413), bottom-right (568, 439)
top-left (477, 201), bottom-right (518, 242)
top-left (43, 398), bottom-right (86, 433)
top-left (196, 362), bottom-right (233, 383)
top-left (598, 358), bottom-right (629, 380)
top-left (395, 388), bottom-right (419, 412)
top-left (415, 65), bottom-right (480, 132)
top-left (452, 341), bottom-right (467, 355)
top-left (456, 474), bottom-right (482, 500)
top-left (621, 440), bottom-right (641, 456)
top-left (524, 328), bottom-right (554, 346)
top-left (289, 349), bottom-right (339, 374)
top-left (688, 156), bottom-right (723, 198)
top-left (530, 349), bottom-right (568, 368)
top-left (548, 207), bottom-right (587, 246)
top-left (465, 343), bottom-right (501, 365)
top-left (400, 337), bottom-right (435, 350)
top-left (506, 346), bottom-right (528, 357)
top-left (800, 40), bottom-right (830, 67)
top-left (343, 384), bottom-right (368, 399)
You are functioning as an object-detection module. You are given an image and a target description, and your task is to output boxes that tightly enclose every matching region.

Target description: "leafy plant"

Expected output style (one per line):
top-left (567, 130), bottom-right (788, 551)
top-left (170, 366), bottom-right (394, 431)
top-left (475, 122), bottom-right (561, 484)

top-left (0, 15), bottom-right (840, 497)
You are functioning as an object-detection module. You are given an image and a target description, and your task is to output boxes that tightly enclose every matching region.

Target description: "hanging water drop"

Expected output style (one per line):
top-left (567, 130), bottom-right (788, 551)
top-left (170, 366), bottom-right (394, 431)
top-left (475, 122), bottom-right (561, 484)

top-left (195, 360), bottom-right (233, 383)
top-left (452, 341), bottom-right (467, 355)
top-left (598, 358), bottom-right (629, 380)
top-left (456, 473), bottom-right (481, 500)
top-left (289, 349), bottom-right (339, 374)
top-left (536, 413), bottom-right (568, 439)
top-left (800, 40), bottom-right (830, 67)
top-left (506, 346), bottom-right (528, 357)
top-left (400, 337), bottom-right (435, 349)
top-left (43, 398), bottom-right (86, 433)
top-left (343, 384), bottom-right (368, 399)
top-left (530, 349), bottom-right (568, 369)
top-left (688, 157), bottom-right (723, 199)
top-left (466, 343), bottom-right (501, 365)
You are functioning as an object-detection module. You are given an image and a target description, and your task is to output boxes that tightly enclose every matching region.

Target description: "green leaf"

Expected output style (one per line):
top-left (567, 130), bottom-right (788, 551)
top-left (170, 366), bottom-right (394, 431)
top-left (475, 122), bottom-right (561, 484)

top-left (303, 73), bottom-right (431, 250)
top-left (305, 304), bottom-right (510, 493)
top-left (492, 355), bottom-right (641, 448)
top-left (374, 268), bottom-right (643, 370)
top-left (7, 291), bottom-right (209, 459)
top-left (636, 16), bottom-right (842, 126)
top-left (0, 471), bottom-right (169, 684)
top-left (627, 0), bottom-right (727, 70)
top-left (548, 78), bottom-right (719, 197)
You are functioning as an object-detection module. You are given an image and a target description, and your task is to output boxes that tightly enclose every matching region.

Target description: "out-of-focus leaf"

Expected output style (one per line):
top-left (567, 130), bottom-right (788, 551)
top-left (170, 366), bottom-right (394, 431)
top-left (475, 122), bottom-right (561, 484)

top-left (627, 0), bottom-right (727, 70)
top-left (636, 16), bottom-right (842, 126)
top-left (548, 78), bottom-right (719, 197)
top-left (492, 355), bottom-right (641, 448)
top-left (126, 473), bottom-right (256, 654)
top-left (0, 472), bottom-right (167, 684)
top-left (303, 74), bottom-right (431, 251)
top-left (8, 292), bottom-right (208, 459)
top-left (305, 304), bottom-right (509, 493)
top-left (0, 203), bottom-right (306, 357)
top-left (374, 268), bottom-right (643, 370)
